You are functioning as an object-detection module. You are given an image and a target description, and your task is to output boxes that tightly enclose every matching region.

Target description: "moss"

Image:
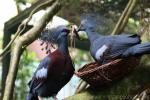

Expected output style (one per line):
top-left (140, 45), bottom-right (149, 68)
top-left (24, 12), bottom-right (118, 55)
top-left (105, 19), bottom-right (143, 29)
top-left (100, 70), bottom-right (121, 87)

top-left (66, 66), bottom-right (150, 100)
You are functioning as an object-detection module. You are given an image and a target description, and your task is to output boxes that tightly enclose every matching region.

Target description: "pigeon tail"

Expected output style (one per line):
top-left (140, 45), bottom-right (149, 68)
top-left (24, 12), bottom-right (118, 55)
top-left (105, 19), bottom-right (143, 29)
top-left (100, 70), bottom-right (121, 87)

top-left (122, 42), bottom-right (150, 57)
top-left (26, 93), bottom-right (38, 100)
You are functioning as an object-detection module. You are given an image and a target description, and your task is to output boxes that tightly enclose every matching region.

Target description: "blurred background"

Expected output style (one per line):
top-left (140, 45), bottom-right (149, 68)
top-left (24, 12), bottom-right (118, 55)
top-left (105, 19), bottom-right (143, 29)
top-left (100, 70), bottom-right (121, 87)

top-left (0, 0), bottom-right (150, 100)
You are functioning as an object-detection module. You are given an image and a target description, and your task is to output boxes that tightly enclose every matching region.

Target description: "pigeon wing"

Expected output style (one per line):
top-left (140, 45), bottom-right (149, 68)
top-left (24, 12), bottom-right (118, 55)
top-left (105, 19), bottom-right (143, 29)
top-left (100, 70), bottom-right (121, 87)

top-left (107, 34), bottom-right (141, 58)
top-left (28, 56), bottom-right (51, 91)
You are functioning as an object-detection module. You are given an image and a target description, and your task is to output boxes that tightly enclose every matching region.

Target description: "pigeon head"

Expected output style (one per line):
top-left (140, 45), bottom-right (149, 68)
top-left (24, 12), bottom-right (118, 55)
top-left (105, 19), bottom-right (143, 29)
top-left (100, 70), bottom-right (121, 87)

top-left (77, 13), bottom-right (98, 31)
top-left (38, 25), bottom-right (71, 54)
top-left (78, 13), bottom-right (106, 32)
top-left (55, 26), bottom-right (70, 41)
top-left (39, 25), bottom-right (70, 43)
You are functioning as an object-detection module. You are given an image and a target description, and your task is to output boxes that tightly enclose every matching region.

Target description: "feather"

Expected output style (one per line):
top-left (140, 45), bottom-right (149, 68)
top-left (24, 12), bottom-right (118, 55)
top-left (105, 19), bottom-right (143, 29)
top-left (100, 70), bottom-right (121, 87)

top-left (35, 67), bottom-right (48, 78)
top-left (122, 42), bottom-right (150, 57)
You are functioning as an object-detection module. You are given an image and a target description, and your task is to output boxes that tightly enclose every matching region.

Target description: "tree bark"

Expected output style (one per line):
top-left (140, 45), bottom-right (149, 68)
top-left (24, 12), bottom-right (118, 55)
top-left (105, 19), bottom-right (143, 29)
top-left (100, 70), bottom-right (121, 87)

top-left (1, 30), bottom-right (11, 99)
top-left (1, 1), bottom-right (57, 97)
top-left (0, 0), bottom-right (57, 58)
top-left (2, 0), bottom-right (63, 100)
top-left (5, 0), bottom-right (52, 32)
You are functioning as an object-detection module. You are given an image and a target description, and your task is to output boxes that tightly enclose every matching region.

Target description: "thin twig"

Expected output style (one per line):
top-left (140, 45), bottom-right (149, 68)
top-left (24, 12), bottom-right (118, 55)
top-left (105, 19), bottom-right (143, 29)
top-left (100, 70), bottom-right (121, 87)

top-left (3, 0), bottom-right (62, 100)
top-left (0, 23), bottom-right (25, 57)
top-left (75, 81), bottom-right (88, 94)
top-left (0, 0), bottom-right (56, 58)
top-left (111, 0), bottom-right (137, 35)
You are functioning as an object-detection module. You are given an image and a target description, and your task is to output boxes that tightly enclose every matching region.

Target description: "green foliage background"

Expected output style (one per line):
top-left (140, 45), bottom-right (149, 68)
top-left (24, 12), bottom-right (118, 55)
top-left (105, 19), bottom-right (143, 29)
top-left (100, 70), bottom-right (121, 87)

top-left (14, 51), bottom-right (38, 100)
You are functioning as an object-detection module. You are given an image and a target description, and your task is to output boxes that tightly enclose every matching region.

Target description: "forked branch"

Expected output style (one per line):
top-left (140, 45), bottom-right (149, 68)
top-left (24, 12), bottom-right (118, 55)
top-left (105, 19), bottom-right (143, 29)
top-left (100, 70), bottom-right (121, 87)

top-left (2, 0), bottom-right (63, 100)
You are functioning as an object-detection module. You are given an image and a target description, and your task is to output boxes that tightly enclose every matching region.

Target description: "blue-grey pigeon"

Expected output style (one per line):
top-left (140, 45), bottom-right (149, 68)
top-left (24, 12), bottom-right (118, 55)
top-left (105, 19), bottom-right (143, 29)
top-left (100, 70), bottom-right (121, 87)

top-left (77, 14), bottom-right (150, 64)
top-left (26, 25), bottom-right (75, 100)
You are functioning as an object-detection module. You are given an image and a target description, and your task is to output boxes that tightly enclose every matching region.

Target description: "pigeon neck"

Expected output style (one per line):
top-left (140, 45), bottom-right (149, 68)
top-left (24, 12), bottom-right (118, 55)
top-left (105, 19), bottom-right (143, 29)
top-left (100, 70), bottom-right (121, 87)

top-left (86, 29), bottom-right (100, 42)
top-left (58, 37), bottom-right (69, 55)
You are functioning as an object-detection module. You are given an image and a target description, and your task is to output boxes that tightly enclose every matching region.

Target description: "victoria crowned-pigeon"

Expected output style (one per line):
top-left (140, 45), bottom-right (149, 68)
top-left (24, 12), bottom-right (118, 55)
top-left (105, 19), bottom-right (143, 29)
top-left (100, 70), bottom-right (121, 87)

top-left (26, 25), bottom-right (75, 100)
top-left (77, 14), bottom-right (150, 64)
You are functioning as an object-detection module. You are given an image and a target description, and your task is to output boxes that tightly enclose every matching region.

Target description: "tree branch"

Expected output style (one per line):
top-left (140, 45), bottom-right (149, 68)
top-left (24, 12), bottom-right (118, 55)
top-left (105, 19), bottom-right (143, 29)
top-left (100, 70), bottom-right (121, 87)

top-left (111, 0), bottom-right (137, 35)
top-left (2, 0), bottom-right (63, 100)
top-left (75, 80), bottom-right (89, 94)
top-left (0, 0), bottom-right (56, 58)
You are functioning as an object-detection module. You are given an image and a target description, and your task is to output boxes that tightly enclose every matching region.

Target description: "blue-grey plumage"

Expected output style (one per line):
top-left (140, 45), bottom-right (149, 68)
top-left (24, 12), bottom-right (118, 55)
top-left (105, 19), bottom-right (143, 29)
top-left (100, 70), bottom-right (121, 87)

top-left (122, 42), bottom-right (150, 57)
top-left (77, 14), bottom-right (150, 64)
top-left (26, 93), bottom-right (38, 100)
top-left (88, 32), bottom-right (141, 63)
top-left (39, 25), bottom-right (71, 54)
top-left (39, 25), bottom-right (70, 43)
top-left (27, 25), bottom-right (75, 100)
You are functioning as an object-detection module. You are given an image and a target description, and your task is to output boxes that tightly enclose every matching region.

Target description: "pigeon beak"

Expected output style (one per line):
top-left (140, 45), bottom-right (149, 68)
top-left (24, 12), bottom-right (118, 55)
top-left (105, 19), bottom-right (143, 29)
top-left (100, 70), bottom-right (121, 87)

top-left (71, 25), bottom-right (80, 40)
top-left (74, 29), bottom-right (80, 40)
top-left (77, 24), bottom-right (85, 32)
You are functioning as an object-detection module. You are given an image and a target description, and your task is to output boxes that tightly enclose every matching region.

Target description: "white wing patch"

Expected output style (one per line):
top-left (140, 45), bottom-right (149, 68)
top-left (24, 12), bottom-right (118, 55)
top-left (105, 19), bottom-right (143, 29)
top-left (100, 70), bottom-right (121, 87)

top-left (95, 45), bottom-right (108, 60)
top-left (36, 67), bottom-right (48, 78)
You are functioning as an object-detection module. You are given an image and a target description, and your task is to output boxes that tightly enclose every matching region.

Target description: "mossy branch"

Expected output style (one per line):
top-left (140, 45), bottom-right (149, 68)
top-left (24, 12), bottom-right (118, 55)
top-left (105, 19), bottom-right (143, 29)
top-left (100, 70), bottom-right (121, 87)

top-left (67, 66), bottom-right (150, 100)
top-left (2, 0), bottom-right (63, 100)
